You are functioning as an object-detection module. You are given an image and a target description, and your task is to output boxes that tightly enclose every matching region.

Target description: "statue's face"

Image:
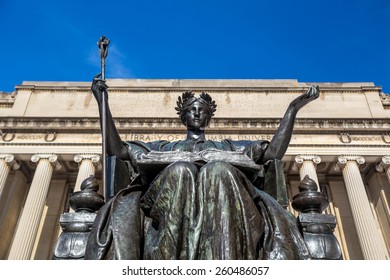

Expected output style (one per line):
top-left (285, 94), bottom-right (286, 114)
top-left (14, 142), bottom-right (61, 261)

top-left (184, 101), bottom-right (210, 131)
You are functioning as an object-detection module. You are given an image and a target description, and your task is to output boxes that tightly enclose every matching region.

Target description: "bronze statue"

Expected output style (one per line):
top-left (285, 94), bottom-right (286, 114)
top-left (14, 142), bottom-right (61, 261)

top-left (83, 74), bottom-right (321, 260)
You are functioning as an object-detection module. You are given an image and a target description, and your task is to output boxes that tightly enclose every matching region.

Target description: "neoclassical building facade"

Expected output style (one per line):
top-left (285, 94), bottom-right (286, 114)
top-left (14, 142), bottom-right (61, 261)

top-left (0, 79), bottom-right (389, 260)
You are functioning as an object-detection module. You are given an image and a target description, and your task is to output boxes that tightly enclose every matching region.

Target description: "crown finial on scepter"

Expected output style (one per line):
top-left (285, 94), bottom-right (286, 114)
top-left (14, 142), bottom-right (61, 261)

top-left (97, 36), bottom-right (110, 79)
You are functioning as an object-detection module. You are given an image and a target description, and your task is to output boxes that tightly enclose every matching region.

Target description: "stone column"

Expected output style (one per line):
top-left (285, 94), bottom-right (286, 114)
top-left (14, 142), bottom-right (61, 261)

top-left (376, 156), bottom-right (390, 184)
top-left (294, 155), bottom-right (321, 191)
top-left (0, 154), bottom-right (19, 199)
top-left (8, 154), bottom-right (61, 260)
top-left (337, 155), bottom-right (388, 259)
top-left (73, 154), bottom-right (100, 192)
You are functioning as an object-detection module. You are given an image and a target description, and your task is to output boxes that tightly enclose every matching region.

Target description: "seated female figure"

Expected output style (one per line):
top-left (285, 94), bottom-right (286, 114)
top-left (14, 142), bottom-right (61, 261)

top-left (85, 79), bottom-right (319, 260)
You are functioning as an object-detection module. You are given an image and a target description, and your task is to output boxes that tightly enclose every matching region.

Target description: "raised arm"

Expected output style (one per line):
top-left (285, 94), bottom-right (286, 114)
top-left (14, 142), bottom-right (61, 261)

top-left (91, 74), bottom-right (129, 160)
top-left (262, 85), bottom-right (319, 163)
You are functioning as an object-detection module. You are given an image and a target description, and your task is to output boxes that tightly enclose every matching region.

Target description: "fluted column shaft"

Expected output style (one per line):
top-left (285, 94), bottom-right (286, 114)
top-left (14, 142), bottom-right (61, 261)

top-left (8, 154), bottom-right (60, 260)
top-left (0, 154), bottom-right (17, 199)
top-left (338, 155), bottom-right (388, 260)
top-left (295, 155), bottom-right (321, 191)
top-left (74, 154), bottom-right (100, 192)
top-left (376, 156), bottom-right (390, 184)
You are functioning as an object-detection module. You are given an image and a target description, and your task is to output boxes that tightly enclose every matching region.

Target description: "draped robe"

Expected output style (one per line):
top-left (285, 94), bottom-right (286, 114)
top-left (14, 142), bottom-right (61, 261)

top-left (85, 139), bottom-right (310, 260)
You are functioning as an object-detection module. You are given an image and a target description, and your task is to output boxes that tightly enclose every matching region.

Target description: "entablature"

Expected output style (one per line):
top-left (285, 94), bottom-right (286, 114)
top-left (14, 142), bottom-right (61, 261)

top-left (1, 117), bottom-right (389, 133)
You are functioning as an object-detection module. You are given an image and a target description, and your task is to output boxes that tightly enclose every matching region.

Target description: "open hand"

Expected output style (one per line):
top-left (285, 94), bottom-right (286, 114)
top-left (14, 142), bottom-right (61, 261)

top-left (91, 73), bottom-right (108, 105)
top-left (289, 85), bottom-right (319, 112)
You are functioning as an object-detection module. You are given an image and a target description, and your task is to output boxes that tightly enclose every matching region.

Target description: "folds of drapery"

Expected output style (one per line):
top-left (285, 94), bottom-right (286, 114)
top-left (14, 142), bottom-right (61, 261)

top-left (85, 158), bottom-right (310, 260)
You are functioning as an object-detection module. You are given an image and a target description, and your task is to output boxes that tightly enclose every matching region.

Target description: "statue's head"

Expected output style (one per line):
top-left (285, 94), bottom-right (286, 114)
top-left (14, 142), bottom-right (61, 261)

top-left (175, 91), bottom-right (217, 130)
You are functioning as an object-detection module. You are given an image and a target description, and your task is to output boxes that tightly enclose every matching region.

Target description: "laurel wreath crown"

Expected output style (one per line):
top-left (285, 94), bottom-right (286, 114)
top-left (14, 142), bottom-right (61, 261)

top-left (175, 91), bottom-right (217, 118)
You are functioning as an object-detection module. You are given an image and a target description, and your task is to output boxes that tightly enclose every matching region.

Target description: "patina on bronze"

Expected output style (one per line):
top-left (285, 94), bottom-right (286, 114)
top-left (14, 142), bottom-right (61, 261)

top-left (84, 71), bottom-right (323, 259)
top-left (292, 175), bottom-right (343, 259)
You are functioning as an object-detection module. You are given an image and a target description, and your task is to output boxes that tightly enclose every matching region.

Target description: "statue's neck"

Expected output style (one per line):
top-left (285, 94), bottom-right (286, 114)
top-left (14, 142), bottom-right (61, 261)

top-left (186, 130), bottom-right (206, 141)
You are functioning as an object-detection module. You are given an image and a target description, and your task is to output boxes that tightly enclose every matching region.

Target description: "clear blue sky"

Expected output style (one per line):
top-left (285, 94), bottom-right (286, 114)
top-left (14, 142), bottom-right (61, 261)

top-left (1, 0), bottom-right (389, 93)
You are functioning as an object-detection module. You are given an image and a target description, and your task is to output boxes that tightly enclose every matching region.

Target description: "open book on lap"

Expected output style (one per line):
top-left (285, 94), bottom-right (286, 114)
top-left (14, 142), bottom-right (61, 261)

top-left (136, 148), bottom-right (262, 184)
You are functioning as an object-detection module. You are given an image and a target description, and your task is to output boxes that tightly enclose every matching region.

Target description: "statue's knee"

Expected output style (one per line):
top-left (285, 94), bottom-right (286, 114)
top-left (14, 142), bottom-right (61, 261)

top-left (200, 161), bottom-right (234, 176)
top-left (165, 161), bottom-right (198, 175)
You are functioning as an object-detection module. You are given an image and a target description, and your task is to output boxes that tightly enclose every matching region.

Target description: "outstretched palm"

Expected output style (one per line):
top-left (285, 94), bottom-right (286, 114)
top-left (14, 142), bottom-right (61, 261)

top-left (290, 85), bottom-right (320, 111)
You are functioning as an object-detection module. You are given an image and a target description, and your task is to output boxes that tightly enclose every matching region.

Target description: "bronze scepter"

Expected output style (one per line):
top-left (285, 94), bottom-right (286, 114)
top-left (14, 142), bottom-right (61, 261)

top-left (97, 35), bottom-right (110, 200)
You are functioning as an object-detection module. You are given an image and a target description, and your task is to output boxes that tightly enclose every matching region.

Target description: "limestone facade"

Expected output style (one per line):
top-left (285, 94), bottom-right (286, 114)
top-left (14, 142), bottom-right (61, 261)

top-left (0, 79), bottom-right (389, 259)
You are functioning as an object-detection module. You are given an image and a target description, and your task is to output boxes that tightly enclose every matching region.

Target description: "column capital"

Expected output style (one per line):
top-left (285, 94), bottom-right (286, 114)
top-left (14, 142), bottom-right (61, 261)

top-left (0, 154), bottom-right (14, 163)
top-left (74, 154), bottom-right (100, 165)
top-left (336, 155), bottom-right (365, 170)
top-left (31, 154), bottom-right (62, 170)
top-left (375, 156), bottom-right (390, 172)
top-left (295, 155), bottom-right (321, 165)
top-left (0, 154), bottom-right (20, 170)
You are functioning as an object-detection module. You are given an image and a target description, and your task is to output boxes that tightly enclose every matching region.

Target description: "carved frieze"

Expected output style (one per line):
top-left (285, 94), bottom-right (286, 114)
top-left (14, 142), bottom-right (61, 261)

top-left (1, 117), bottom-right (390, 132)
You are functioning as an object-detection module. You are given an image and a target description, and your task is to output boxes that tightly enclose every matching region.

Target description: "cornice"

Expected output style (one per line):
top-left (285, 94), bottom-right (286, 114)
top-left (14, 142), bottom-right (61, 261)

top-left (14, 78), bottom-right (382, 93)
top-left (15, 87), bottom-right (382, 94)
top-left (380, 92), bottom-right (390, 109)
